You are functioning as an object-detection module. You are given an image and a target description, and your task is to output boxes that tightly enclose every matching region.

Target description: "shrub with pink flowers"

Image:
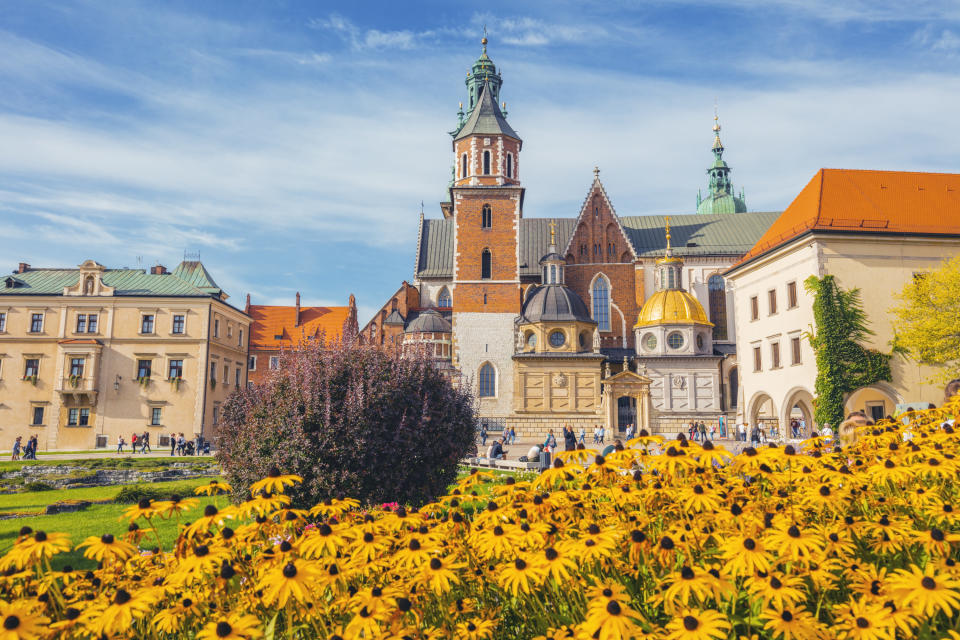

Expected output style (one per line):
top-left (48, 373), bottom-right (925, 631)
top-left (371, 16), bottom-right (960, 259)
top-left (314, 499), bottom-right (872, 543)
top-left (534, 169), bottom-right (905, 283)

top-left (217, 338), bottom-right (476, 508)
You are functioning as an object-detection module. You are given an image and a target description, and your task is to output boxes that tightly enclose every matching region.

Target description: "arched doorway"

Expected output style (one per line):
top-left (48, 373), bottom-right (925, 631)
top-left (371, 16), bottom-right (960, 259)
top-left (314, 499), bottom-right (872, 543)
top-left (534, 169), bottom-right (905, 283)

top-left (748, 392), bottom-right (778, 434)
top-left (617, 396), bottom-right (637, 432)
top-left (781, 387), bottom-right (814, 438)
top-left (845, 384), bottom-right (901, 423)
top-left (727, 366), bottom-right (739, 410)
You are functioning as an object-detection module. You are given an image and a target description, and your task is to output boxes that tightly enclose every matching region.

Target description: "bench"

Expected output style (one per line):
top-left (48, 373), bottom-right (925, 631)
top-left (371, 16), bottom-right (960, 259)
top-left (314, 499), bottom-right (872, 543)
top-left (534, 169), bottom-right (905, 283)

top-left (466, 457), bottom-right (541, 471)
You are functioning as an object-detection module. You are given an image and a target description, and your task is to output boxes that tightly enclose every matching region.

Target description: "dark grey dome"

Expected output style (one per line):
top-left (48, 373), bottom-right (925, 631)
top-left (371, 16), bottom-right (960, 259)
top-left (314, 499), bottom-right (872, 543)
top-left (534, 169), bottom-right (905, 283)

top-left (538, 251), bottom-right (564, 265)
top-left (404, 309), bottom-right (452, 333)
top-left (520, 285), bottom-right (595, 323)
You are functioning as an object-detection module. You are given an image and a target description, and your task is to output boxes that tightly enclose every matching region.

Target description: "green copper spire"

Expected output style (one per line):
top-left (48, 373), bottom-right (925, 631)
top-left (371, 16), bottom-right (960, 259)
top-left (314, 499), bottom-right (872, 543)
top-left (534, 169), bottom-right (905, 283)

top-left (451, 33), bottom-right (509, 139)
top-left (696, 111), bottom-right (747, 214)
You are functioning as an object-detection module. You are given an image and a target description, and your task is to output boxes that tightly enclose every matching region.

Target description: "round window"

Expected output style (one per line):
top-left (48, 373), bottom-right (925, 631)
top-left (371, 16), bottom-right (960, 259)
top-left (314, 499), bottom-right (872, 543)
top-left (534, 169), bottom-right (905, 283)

top-left (696, 334), bottom-right (704, 350)
top-left (667, 332), bottom-right (684, 350)
top-left (526, 332), bottom-right (537, 349)
top-left (549, 331), bottom-right (566, 348)
top-left (643, 333), bottom-right (657, 351)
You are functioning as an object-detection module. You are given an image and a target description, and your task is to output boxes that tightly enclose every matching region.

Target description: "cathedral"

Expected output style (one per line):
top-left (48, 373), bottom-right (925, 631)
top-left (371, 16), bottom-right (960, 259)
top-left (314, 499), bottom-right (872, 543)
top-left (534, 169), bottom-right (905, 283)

top-left (361, 38), bottom-right (780, 437)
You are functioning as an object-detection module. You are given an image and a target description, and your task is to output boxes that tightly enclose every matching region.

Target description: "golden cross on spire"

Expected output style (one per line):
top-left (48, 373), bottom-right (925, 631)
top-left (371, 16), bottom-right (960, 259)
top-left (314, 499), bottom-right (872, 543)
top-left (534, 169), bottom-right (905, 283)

top-left (665, 216), bottom-right (672, 252)
top-left (549, 219), bottom-right (557, 245)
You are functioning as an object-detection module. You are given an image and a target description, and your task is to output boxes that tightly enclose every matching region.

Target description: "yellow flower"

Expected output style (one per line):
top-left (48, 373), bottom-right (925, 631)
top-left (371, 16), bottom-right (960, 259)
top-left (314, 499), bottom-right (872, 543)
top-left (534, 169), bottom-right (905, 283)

top-left (88, 588), bottom-right (159, 637)
top-left (453, 619), bottom-right (496, 640)
top-left (257, 559), bottom-right (321, 608)
top-left (5, 530), bottom-right (71, 569)
top-left (249, 469), bottom-right (303, 495)
top-left (196, 613), bottom-right (263, 640)
top-left (888, 564), bottom-right (960, 617)
top-left (664, 608), bottom-right (730, 640)
top-left (194, 478), bottom-right (233, 495)
top-left (418, 555), bottom-right (465, 595)
top-left (122, 497), bottom-right (159, 522)
top-left (77, 533), bottom-right (138, 564)
top-left (763, 523), bottom-right (823, 561)
top-left (583, 597), bottom-right (643, 640)
top-left (759, 605), bottom-right (818, 640)
top-left (0, 601), bottom-right (48, 640)
top-left (721, 535), bottom-right (772, 577)
top-left (497, 556), bottom-right (546, 596)
top-left (152, 495), bottom-right (199, 519)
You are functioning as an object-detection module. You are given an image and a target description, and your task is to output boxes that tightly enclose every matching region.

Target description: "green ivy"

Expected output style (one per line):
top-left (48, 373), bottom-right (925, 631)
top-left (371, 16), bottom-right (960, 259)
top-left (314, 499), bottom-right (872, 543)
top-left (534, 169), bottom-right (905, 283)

top-left (804, 275), bottom-right (892, 428)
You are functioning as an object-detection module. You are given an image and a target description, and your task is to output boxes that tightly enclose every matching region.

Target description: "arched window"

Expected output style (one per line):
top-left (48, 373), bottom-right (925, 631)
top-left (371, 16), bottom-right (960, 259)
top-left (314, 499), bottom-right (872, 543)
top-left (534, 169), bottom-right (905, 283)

top-left (478, 363), bottom-right (496, 397)
top-left (549, 265), bottom-right (557, 283)
top-left (506, 153), bottom-right (513, 178)
top-left (708, 275), bottom-right (728, 340)
top-left (461, 153), bottom-right (467, 179)
top-left (483, 150), bottom-right (491, 175)
top-left (728, 366), bottom-right (739, 408)
top-left (437, 287), bottom-right (451, 307)
top-left (481, 204), bottom-right (492, 229)
top-left (481, 249), bottom-right (492, 279)
top-left (592, 275), bottom-right (610, 331)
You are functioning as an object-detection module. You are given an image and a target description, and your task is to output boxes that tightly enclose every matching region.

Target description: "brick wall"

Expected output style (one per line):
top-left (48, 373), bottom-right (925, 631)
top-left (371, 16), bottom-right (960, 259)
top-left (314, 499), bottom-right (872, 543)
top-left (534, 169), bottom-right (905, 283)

top-left (454, 137), bottom-right (521, 187)
top-left (565, 263), bottom-right (639, 350)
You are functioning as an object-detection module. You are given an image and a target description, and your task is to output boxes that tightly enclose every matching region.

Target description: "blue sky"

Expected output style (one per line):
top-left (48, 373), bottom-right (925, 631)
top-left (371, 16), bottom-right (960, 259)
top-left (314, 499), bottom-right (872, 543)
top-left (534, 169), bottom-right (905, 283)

top-left (2, 1), bottom-right (959, 323)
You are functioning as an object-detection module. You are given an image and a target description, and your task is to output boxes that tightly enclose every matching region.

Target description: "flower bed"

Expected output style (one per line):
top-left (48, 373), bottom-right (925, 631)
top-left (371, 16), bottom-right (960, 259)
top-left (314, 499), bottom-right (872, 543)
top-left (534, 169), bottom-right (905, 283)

top-left (1, 403), bottom-right (959, 639)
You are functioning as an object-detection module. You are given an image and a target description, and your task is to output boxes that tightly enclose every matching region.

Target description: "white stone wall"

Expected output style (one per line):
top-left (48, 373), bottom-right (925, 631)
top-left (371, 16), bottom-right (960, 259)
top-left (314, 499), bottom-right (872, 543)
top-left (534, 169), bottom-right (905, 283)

top-left (453, 312), bottom-right (517, 417)
top-left (642, 360), bottom-right (721, 413)
top-left (417, 279), bottom-right (453, 308)
top-left (642, 256), bottom-right (737, 343)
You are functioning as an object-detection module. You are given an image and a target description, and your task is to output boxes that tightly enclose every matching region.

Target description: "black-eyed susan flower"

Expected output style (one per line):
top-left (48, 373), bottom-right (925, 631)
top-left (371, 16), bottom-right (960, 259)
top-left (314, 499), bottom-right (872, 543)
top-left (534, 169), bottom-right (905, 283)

top-left (0, 600), bottom-right (48, 640)
top-left (76, 533), bottom-right (137, 564)
top-left (257, 559), bottom-right (321, 608)
top-left (889, 564), bottom-right (960, 617)
top-left (663, 608), bottom-right (730, 640)
top-left (249, 469), bottom-right (303, 495)
top-left (194, 478), bottom-right (233, 496)
top-left (583, 597), bottom-right (643, 640)
top-left (196, 613), bottom-right (263, 640)
top-left (453, 619), bottom-right (496, 640)
top-left (497, 556), bottom-right (545, 596)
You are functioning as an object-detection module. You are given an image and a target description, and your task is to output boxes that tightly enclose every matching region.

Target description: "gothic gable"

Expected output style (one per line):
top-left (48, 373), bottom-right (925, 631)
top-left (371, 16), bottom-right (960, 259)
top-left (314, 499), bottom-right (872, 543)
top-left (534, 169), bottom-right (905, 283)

top-left (562, 172), bottom-right (637, 266)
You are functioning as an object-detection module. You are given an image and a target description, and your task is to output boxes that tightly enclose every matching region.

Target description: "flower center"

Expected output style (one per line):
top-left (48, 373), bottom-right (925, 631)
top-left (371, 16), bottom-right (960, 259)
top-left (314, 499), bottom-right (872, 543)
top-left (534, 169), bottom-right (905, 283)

top-left (216, 621), bottom-right (233, 637)
top-left (680, 566), bottom-right (695, 580)
top-left (606, 601), bottom-right (621, 615)
top-left (781, 611), bottom-right (793, 622)
top-left (856, 617), bottom-right (869, 629)
top-left (114, 589), bottom-right (131, 605)
top-left (3, 616), bottom-right (19, 631)
top-left (787, 525), bottom-right (801, 538)
top-left (931, 528), bottom-right (945, 541)
top-left (514, 558), bottom-right (526, 570)
top-left (363, 532), bottom-right (374, 543)
top-left (430, 558), bottom-right (442, 570)
top-left (101, 534), bottom-right (115, 544)
top-left (683, 616), bottom-right (699, 631)
top-left (34, 531), bottom-right (47, 542)
top-left (819, 486), bottom-right (831, 496)
top-left (282, 562), bottom-right (298, 579)
top-left (922, 576), bottom-right (936, 590)
top-left (545, 547), bottom-right (559, 561)
top-left (408, 539), bottom-right (421, 551)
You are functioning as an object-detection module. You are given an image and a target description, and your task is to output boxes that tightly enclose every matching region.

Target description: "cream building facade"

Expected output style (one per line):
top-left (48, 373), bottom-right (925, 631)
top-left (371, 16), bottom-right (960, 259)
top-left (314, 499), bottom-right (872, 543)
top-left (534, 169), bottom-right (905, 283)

top-left (726, 169), bottom-right (960, 432)
top-left (0, 260), bottom-right (249, 452)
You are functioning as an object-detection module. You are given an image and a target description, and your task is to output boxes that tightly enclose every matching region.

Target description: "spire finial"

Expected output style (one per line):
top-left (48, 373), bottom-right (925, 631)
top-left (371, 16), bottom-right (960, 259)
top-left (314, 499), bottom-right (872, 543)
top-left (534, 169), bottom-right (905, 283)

top-left (481, 25), bottom-right (488, 51)
top-left (549, 219), bottom-right (557, 245)
top-left (665, 216), bottom-right (672, 254)
top-left (593, 166), bottom-right (600, 178)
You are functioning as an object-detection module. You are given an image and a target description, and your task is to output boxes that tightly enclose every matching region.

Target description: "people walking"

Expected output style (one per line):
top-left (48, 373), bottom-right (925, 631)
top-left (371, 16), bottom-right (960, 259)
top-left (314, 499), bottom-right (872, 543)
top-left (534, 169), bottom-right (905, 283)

top-left (578, 427), bottom-right (586, 445)
top-left (140, 432), bottom-right (151, 454)
top-left (11, 437), bottom-right (22, 461)
top-left (480, 425), bottom-right (487, 447)
top-left (131, 433), bottom-right (138, 454)
top-left (117, 437), bottom-right (125, 454)
top-left (543, 430), bottom-right (557, 453)
top-left (170, 433), bottom-right (177, 456)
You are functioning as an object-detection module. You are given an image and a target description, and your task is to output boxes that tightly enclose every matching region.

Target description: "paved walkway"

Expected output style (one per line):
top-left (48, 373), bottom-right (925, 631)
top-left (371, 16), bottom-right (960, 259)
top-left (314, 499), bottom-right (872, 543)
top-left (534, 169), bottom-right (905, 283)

top-left (8, 451), bottom-right (215, 462)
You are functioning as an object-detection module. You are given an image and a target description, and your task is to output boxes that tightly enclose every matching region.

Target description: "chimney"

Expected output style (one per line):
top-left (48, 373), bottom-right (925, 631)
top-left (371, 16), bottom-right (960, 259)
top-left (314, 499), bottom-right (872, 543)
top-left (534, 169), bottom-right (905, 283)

top-left (245, 293), bottom-right (251, 314)
top-left (17, 262), bottom-right (29, 274)
top-left (295, 292), bottom-right (301, 327)
top-left (150, 264), bottom-right (167, 275)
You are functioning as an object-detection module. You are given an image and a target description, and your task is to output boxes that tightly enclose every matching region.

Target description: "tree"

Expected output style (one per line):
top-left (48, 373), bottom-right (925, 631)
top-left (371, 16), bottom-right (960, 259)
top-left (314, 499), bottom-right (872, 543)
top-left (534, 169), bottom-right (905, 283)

top-left (891, 254), bottom-right (960, 382)
top-left (217, 338), bottom-right (477, 508)
top-left (804, 275), bottom-right (892, 429)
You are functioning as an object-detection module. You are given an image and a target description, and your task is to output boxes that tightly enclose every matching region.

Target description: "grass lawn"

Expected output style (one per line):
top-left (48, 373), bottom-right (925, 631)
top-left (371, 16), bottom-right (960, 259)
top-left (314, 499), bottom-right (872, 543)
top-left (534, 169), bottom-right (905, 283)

top-left (0, 477), bottom-right (229, 570)
top-left (0, 455), bottom-right (216, 473)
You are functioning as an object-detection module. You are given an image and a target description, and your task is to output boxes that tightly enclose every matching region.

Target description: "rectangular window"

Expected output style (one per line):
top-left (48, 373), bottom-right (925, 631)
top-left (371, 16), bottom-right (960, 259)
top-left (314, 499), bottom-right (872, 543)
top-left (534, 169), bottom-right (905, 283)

top-left (238, 329), bottom-right (243, 347)
top-left (768, 290), bottom-right (778, 315)
top-left (791, 336), bottom-right (802, 365)
top-left (269, 356), bottom-right (280, 370)
top-left (32, 406), bottom-right (44, 425)
top-left (24, 359), bottom-right (39, 378)
top-left (750, 296), bottom-right (759, 321)
top-left (137, 359), bottom-right (152, 380)
top-left (30, 313), bottom-right (43, 333)
top-left (172, 314), bottom-right (185, 334)
top-left (214, 319), bottom-right (220, 338)
top-left (223, 364), bottom-right (228, 382)
top-left (70, 358), bottom-right (85, 377)
top-left (227, 324), bottom-right (232, 338)
top-left (210, 362), bottom-right (217, 382)
top-left (141, 314), bottom-right (155, 334)
top-left (68, 408), bottom-right (79, 426)
top-left (76, 314), bottom-right (86, 333)
top-left (168, 359), bottom-right (183, 379)
top-left (212, 406), bottom-right (219, 425)
top-left (248, 355), bottom-right (257, 371)
top-left (0, 311), bottom-right (6, 332)
top-left (79, 408), bottom-right (90, 426)
top-left (235, 368), bottom-right (240, 386)
top-left (772, 342), bottom-right (781, 369)
top-left (753, 346), bottom-right (762, 372)
top-left (87, 313), bottom-right (98, 333)
top-left (787, 281), bottom-right (798, 309)
top-left (151, 407), bottom-right (162, 426)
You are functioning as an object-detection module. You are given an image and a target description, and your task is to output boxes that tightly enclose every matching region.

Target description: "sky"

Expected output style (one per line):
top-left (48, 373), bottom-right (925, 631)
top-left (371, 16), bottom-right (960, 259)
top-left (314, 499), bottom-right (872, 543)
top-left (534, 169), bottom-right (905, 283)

top-left (2, 1), bottom-right (960, 324)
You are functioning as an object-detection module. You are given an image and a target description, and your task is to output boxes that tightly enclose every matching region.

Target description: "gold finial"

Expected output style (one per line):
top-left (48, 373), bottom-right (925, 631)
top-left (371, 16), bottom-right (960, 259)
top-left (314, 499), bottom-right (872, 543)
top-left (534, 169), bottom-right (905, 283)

top-left (549, 219), bottom-right (557, 245)
top-left (458, 101), bottom-right (462, 109)
top-left (593, 166), bottom-right (600, 178)
top-left (665, 215), bottom-right (672, 252)
top-left (482, 25), bottom-right (488, 49)
top-left (713, 99), bottom-right (721, 133)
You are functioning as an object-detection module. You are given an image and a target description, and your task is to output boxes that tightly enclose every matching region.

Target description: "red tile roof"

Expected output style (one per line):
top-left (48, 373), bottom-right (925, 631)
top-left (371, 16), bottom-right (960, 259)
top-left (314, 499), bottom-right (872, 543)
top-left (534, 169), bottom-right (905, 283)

top-left (737, 168), bottom-right (960, 265)
top-left (248, 305), bottom-right (350, 349)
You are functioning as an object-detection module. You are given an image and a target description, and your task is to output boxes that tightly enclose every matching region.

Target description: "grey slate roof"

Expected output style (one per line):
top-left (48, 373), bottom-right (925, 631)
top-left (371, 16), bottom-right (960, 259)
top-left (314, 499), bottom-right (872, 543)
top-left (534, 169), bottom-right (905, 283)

top-left (416, 218), bottom-right (454, 278)
top-left (1, 261), bottom-right (225, 298)
top-left (405, 309), bottom-right (452, 333)
top-left (453, 82), bottom-right (520, 142)
top-left (383, 310), bottom-right (405, 326)
top-left (414, 212), bottom-right (779, 280)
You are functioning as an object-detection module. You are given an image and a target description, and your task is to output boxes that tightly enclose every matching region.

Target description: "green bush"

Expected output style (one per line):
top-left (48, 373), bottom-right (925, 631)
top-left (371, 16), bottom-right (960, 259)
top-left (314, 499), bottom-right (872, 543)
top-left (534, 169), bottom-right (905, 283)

top-left (113, 484), bottom-right (189, 504)
top-left (22, 481), bottom-right (54, 492)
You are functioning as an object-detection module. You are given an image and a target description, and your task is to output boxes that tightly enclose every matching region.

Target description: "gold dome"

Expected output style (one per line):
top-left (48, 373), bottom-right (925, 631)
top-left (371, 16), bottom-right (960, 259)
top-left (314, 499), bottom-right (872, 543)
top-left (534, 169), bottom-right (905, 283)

top-left (635, 289), bottom-right (713, 327)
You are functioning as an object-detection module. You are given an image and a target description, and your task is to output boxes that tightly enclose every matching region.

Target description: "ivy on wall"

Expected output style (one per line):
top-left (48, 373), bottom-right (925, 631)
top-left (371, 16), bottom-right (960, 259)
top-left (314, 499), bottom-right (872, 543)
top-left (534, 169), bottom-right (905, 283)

top-left (804, 275), bottom-right (892, 429)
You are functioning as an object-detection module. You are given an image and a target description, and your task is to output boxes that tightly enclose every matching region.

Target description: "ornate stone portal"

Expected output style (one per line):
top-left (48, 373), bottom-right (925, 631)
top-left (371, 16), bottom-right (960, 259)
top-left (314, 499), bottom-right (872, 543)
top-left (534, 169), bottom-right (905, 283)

top-left (601, 367), bottom-right (652, 432)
